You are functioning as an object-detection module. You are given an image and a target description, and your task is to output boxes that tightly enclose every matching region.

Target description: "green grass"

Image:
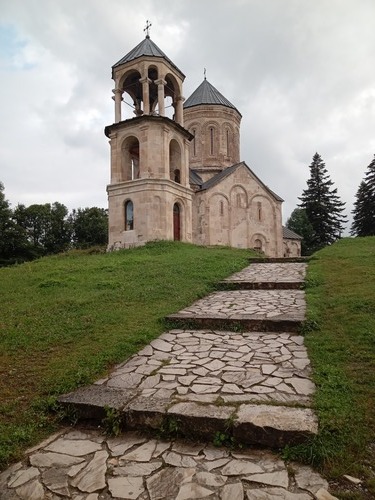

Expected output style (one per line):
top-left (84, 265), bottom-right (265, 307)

top-left (0, 241), bottom-right (252, 469)
top-left (285, 237), bottom-right (375, 491)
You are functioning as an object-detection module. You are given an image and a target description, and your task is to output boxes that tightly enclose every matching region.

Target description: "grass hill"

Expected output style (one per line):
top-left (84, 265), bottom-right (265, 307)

top-left (1, 237), bottom-right (374, 493)
top-left (293, 236), bottom-right (375, 493)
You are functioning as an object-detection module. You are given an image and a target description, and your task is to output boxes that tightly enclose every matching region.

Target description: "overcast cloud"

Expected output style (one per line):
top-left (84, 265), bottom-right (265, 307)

top-left (1, 0), bottom-right (375, 231)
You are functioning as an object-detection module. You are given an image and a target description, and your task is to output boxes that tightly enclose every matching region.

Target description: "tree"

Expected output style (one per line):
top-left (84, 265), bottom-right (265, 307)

top-left (286, 208), bottom-right (315, 255)
top-left (0, 182), bottom-right (29, 265)
top-left (70, 207), bottom-right (108, 248)
top-left (351, 155), bottom-right (375, 236)
top-left (298, 153), bottom-right (347, 253)
top-left (13, 202), bottom-right (71, 256)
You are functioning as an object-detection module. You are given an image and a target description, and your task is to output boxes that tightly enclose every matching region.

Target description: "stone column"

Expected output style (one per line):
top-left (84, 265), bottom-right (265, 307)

top-left (175, 96), bottom-right (185, 126)
top-left (139, 77), bottom-right (151, 115)
top-left (155, 79), bottom-right (166, 116)
top-left (112, 89), bottom-right (123, 123)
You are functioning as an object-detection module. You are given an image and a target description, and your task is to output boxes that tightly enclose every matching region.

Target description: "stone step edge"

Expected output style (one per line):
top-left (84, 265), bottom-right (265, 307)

top-left (216, 281), bottom-right (303, 290)
top-left (248, 257), bottom-right (309, 263)
top-left (57, 386), bottom-right (318, 449)
top-left (165, 315), bottom-right (303, 333)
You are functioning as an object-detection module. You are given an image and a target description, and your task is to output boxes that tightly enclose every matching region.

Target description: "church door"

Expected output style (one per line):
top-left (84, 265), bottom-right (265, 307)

top-left (173, 203), bottom-right (181, 241)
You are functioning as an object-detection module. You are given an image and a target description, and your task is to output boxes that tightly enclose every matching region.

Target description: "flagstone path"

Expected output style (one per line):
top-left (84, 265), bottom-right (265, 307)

top-left (0, 261), bottom-right (338, 499)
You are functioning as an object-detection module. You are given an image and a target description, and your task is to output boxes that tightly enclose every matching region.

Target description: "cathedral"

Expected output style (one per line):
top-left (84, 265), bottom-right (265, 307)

top-left (105, 31), bottom-right (301, 258)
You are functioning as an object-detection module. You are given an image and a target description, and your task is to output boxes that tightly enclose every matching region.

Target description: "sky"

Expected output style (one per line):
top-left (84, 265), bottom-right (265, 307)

top-left (1, 0), bottom-right (375, 230)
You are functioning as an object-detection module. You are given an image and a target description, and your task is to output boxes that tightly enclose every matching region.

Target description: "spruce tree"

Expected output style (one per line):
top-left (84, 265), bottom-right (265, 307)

top-left (351, 155), bottom-right (375, 236)
top-left (298, 153), bottom-right (347, 252)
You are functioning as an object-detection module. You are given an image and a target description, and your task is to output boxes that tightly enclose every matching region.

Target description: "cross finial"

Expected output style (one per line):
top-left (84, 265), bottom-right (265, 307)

top-left (204, 68), bottom-right (207, 80)
top-left (144, 20), bottom-right (152, 38)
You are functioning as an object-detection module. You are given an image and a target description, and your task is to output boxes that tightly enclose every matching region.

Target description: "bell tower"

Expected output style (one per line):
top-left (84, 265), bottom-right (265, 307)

top-left (105, 26), bottom-right (193, 250)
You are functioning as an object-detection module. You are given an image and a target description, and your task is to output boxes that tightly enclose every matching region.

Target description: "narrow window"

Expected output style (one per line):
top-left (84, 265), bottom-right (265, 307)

top-left (192, 128), bottom-right (196, 156)
top-left (125, 200), bottom-right (134, 230)
top-left (220, 200), bottom-right (224, 216)
top-left (226, 129), bottom-right (229, 156)
top-left (210, 127), bottom-right (214, 155)
top-left (236, 193), bottom-right (241, 208)
top-left (257, 202), bottom-right (262, 221)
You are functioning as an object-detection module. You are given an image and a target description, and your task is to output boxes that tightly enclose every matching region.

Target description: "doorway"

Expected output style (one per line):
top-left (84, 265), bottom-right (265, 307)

top-left (173, 203), bottom-right (181, 241)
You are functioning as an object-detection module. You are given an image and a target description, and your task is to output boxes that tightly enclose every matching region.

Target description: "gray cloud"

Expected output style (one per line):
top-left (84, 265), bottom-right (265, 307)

top-left (1, 0), bottom-right (375, 231)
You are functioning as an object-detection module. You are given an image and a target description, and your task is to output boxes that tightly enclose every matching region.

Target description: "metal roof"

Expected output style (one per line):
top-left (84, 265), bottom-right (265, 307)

top-left (112, 36), bottom-right (184, 76)
top-left (184, 78), bottom-right (240, 114)
top-left (283, 226), bottom-right (303, 240)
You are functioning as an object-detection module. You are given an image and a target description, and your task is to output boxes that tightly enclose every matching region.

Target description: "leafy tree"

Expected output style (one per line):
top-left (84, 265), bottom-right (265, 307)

top-left (14, 202), bottom-right (71, 256)
top-left (70, 207), bottom-right (108, 249)
top-left (351, 155), bottom-right (375, 236)
top-left (298, 153), bottom-right (347, 253)
top-left (0, 182), bottom-right (29, 265)
top-left (286, 208), bottom-right (315, 255)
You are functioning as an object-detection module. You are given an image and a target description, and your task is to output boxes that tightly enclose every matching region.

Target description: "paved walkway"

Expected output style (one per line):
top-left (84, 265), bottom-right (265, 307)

top-left (0, 262), bottom-right (338, 499)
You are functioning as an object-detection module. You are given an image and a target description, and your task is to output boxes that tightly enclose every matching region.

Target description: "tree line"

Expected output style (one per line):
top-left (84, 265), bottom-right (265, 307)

top-left (0, 182), bottom-right (108, 266)
top-left (286, 153), bottom-right (375, 255)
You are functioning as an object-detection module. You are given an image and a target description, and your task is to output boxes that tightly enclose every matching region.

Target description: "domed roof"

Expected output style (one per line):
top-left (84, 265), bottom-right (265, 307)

top-left (112, 36), bottom-right (184, 77)
top-left (184, 78), bottom-right (240, 115)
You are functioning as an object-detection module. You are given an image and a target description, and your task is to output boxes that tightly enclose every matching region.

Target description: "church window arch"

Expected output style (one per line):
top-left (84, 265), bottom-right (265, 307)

top-left (210, 127), bottom-right (214, 155)
top-left (192, 128), bottom-right (197, 156)
top-left (257, 202), bottom-right (262, 221)
top-left (121, 70), bottom-right (143, 117)
top-left (121, 136), bottom-right (140, 181)
top-left (124, 200), bottom-right (134, 231)
top-left (169, 139), bottom-right (182, 183)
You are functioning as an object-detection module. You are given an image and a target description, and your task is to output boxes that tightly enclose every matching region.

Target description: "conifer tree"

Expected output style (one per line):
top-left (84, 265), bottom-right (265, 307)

top-left (351, 155), bottom-right (375, 236)
top-left (298, 153), bottom-right (347, 252)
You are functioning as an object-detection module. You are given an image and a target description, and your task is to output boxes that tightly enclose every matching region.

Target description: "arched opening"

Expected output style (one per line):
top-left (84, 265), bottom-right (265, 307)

top-left (121, 70), bottom-right (142, 117)
top-left (253, 238), bottom-right (263, 252)
top-left (169, 139), bottom-right (182, 183)
top-left (124, 200), bottom-right (134, 231)
top-left (173, 203), bottom-right (181, 241)
top-left (121, 136), bottom-right (140, 181)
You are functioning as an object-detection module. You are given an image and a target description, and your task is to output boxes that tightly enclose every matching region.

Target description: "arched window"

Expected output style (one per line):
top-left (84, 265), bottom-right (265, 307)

top-left (226, 129), bottom-right (230, 156)
top-left (174, 169), bottom-right (181, 183)
top-left (254, 239), bottom-right (262, 251)
top-left (192, 128), bottom-right (196, 156)
top-left (210, 127), bottom-right (214, 155)
top-left (125, 200), bottom-right (134, 231)
top-left (220, 200), bottom-right (224, 216)
top-left (257, 202), bottom-right (262, 221)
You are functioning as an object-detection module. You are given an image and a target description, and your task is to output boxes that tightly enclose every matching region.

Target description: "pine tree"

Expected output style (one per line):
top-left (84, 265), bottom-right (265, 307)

top-left (351, 155), bottom-right (375, 236)
top-left (298, 153), bottom-right (347, 252)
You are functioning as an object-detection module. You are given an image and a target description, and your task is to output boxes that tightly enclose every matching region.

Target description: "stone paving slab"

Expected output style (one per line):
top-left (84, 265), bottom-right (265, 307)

top-left (167, 290), bottom-right (306, 332)
top-left (58, 330), bottom-right (317, 448)
top-left (0, 428), bottom-right (337, 499)
top-left (219, 263), bottom-right (307, 290)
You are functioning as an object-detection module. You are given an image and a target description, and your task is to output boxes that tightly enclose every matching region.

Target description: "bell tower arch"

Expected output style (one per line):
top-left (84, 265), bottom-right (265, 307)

top-left (105, 28), bottom-right (193, 250)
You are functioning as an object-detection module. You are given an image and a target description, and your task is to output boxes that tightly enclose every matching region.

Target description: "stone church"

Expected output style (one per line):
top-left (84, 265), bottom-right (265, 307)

top-left (105, 33), bottom-right (301, 258)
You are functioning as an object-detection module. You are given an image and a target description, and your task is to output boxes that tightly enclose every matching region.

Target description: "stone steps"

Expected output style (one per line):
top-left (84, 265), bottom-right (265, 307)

top-left (57, 262), bottom-right (316, 454)
top-left (166, 289), bottom-right (306, 333)
top-left (58, 328), bottom-right (317, 449)
top-left (0, 428), bottom-right (331, 499)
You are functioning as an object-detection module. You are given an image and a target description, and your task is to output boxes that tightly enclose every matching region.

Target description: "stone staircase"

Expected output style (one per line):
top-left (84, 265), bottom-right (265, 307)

top-left (1, 260), bottom-right (336, 500)
top-left (58, 262), bottom-right (317, 449)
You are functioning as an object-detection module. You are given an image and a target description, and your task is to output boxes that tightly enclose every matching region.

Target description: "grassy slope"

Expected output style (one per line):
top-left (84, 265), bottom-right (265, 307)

top-left (289, 237), bottom-right (375, 492)
top-left (0, 241), bottom-right (251, 469)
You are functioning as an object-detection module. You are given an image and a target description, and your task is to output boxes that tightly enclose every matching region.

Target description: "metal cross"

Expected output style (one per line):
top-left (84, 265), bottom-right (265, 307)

top-left (144, 20), bottom-right (152, 38)
top-left (204, 68), bottom-right (207, 80)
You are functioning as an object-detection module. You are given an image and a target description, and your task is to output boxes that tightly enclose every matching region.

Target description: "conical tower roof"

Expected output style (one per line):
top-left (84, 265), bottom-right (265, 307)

top-left (184, 78), bottom-right (240, 115)
top-left (112, 36), bottom-right (184, 77)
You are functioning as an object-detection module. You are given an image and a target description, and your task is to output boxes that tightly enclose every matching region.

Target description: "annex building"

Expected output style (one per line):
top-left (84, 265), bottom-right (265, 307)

top-left (105, 33), bottom-right (301, 258)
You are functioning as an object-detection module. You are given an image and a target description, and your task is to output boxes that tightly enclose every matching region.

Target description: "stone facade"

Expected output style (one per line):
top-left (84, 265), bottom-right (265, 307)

top-left (105, 35), bottom-right (294, 257)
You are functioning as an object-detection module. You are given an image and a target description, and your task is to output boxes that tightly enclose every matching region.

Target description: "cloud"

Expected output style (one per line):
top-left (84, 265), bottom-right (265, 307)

top-left (1, 0), bottom-right (375, 233)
